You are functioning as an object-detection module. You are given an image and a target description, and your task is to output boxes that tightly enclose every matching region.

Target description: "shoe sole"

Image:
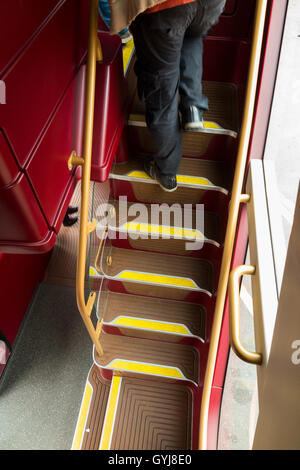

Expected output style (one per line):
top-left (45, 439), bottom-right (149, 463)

top-left (158, 181), bottom-right (178, 192)
top-left (144, 161), bottom-right (177, 192)
top-left (183, 123), bottom-right (204, 131)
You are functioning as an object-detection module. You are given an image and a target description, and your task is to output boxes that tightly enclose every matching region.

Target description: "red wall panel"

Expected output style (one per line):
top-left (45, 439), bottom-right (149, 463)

top-left (0, 0), bottom-right (62, 74)
top-left (0, 129), bottom-right (20, 188)
top-left (26, 74), bottom-right (82, 228)
top-left (0, 0), bottom-right (84, 169)
top-left (0, 251), bottom-right (51, 346)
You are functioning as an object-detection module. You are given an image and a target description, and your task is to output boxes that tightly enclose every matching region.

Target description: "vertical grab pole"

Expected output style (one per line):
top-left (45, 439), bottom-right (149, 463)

top-left (75, 0), bottom-right (103, 355)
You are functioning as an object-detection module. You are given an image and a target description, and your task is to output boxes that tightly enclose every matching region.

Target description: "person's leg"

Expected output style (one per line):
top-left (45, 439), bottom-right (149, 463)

top-left (130, 3), bottom-right (198, 181)
top-left (179, 0), bottom-right (226, 128)
top-left (179, 35), bottom-right (208, 113)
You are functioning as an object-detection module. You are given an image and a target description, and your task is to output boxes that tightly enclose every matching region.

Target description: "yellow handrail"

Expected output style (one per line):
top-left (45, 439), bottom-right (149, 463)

top-left (229, 265), bottom-right (262, 365)
top-left (198, 0), bottom-right (268, 450)
top-left (69, 0), bottom-right (103, 356)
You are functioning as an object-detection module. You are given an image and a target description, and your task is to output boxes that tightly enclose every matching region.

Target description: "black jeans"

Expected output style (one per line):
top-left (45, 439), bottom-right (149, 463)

top-left (130, 0), bottom-right (226, 176)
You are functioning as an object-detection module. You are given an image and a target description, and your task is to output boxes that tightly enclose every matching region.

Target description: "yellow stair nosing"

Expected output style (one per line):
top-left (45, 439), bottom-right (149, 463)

top-left (103, 315), bottom-right (204, 341)
top-left (127, 113), bottom-right (237, 138)
top-left (122, 40), bottom-right (135, 76)
top-left (97, 357), bottom-right (197, 386)
top-left (89, 268), bottom-right (212, 296)
top-left (109, 170), bottom-right (228, 195)
top-left (71, 372), bottom-right (94, 450)
top-left (103, 222), bottom-right (220, 247)
top-left (115, 270), bottom-right (212, 295)
top-left (99, 375), bottom-right (122, 450)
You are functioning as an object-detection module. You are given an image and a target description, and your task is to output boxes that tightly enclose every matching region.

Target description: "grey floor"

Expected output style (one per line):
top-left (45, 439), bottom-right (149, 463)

top-left (0, 283), bottom-right (92, 450)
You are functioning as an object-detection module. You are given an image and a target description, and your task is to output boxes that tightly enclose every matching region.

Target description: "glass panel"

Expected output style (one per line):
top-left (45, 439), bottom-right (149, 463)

top-left (263, 0), bottom-right (300, 275)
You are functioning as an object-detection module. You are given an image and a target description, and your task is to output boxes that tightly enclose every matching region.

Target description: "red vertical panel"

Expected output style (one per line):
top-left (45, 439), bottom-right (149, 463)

top-left (0, 252), bottom-right (51, 345)
top-left (0, 0), bottom-right (62, 74)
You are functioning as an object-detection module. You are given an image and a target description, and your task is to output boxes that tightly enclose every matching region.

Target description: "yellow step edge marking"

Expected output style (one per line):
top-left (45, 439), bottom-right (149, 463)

top-left (177, 175), bottom-right (214, 186)
top-left (89, 266), bottom-right (102, 278)
top-left (204, 121), bottom-right (222, 130)
top-left (71, 382), bottom-right (93, 450)
top-left (128, 113), bottom-right (145, 122)
top-left (126, 170), bottom-right (214, 188)
top-left (106, 359), bottom-right (185, 381)
top-left (120, 222), bottom-right (203, 240)
top-left (99, 376), bottom-right (122, 450)
top-left (122, 39), bottom-right (135, 75)
top-left (116, 270), bottom-right (200, 290)
top-left (110, 316), bottom-right (192, 336)
top-left (129, 114), bottom-right (222, 130)
top-left (128, 114), bottom-right (237, 137)
top-left (90, 267), bottom-right (207, 293)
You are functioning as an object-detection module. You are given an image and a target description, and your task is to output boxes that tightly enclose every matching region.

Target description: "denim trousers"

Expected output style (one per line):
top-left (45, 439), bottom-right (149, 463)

top-left (130, 0), bottom-right (226, 176)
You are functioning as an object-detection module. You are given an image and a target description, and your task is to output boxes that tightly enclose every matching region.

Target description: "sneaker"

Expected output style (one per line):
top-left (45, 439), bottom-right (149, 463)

top-left (119, 30), bottom-right (133, 44)
top-left (66, 205), bottom-right (78, 215)
top-left (63, 213), bottom-right (78, 227)
top-left (181, 105), bottom-right (204, 131)
top-left (144, 160), bottom-right (178, 193)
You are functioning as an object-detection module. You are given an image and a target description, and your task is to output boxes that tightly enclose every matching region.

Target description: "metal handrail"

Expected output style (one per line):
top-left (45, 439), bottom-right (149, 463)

top-left (69, 0), bottom-right (103, 356)
top-left (229, 264), bottom-right (262, 365)
top-left (198, 0), bottom-right (268, 450)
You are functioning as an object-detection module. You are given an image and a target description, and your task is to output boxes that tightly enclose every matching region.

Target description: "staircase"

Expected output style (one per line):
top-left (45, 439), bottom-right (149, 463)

top-left (72, 37), bottom-right (240, 448)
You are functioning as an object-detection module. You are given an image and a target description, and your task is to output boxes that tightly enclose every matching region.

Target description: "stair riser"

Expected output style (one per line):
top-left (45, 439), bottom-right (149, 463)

top-left (90, 278), bottom-right (215, 317)
top-left (106, 279), bottom-right (214, 303)
top-left (96, 365), bottom-right (199, 388)
top-left (102, 323), bottom-right (206, 345)
top-left (108, 235), bottom-right (222, 265)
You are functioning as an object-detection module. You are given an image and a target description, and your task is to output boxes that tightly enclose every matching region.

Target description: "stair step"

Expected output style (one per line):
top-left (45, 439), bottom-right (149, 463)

top-left (130, 80), bottom-right (238, 135)
top-left (93, 332), bottom-right (199, 385)
top-left (128, 113), bottom-right (237, 138)
top-left (104, 200), bottom-right (221, 248)
top-left (98, 291), bottom-right (206, 342)
top-left (72, 365), bottom-right (192, 450)
top-left (90, 246), bottom-right (214, 298)
top-left (110, 157), bottom-right (230, 195)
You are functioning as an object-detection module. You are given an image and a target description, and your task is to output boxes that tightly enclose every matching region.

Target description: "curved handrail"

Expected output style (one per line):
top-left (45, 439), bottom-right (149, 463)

top-left (69, 0), bottom-right (103, 356)
top-left (198, 0), bottom-right (268, 450)
top-left (229, 264), bottom-right (262, 365)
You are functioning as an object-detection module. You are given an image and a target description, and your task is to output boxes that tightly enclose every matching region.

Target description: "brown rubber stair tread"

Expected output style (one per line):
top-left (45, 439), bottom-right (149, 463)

top-left (110, 157), bottom-right (230, 193)
top-left (100, 245), bottom-right (214, 295)
top-left (98, 291), bottom-right (206, 340)
top-left (74, 367), bottom-right (193, 450)
top-left (110, 377), bottom-right (192, 450)
top-left (72, 364), bottom-right (111, 450)
top-left (94, 332), bottom-right (199, 384)
top-left (106, 199), bottom-right (221, 245)
top-left (131, 80), bottom-right (238, 132)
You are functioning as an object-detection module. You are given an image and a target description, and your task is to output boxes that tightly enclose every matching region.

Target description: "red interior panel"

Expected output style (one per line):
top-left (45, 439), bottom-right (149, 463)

top-left (0, 0), bottom-right (62, 74)
top-left (26, 73), bottom-right (83, 228)
top-left (0, 251), bottom-right (51, 345)
top-left (90, 34), bottom-right (127, 182)
top-left (223, 0), bottom-right (237, 16)
top-left (0, 172), bottom-right (53, 251)
top-left (0, 0), bottom-right (84, 169)
top-left (0, 0), bottom-right (89, 253)
top-left (0, 130), bottom-right (20, 188)
top-left (210, 0), bottom-right (256, 38)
